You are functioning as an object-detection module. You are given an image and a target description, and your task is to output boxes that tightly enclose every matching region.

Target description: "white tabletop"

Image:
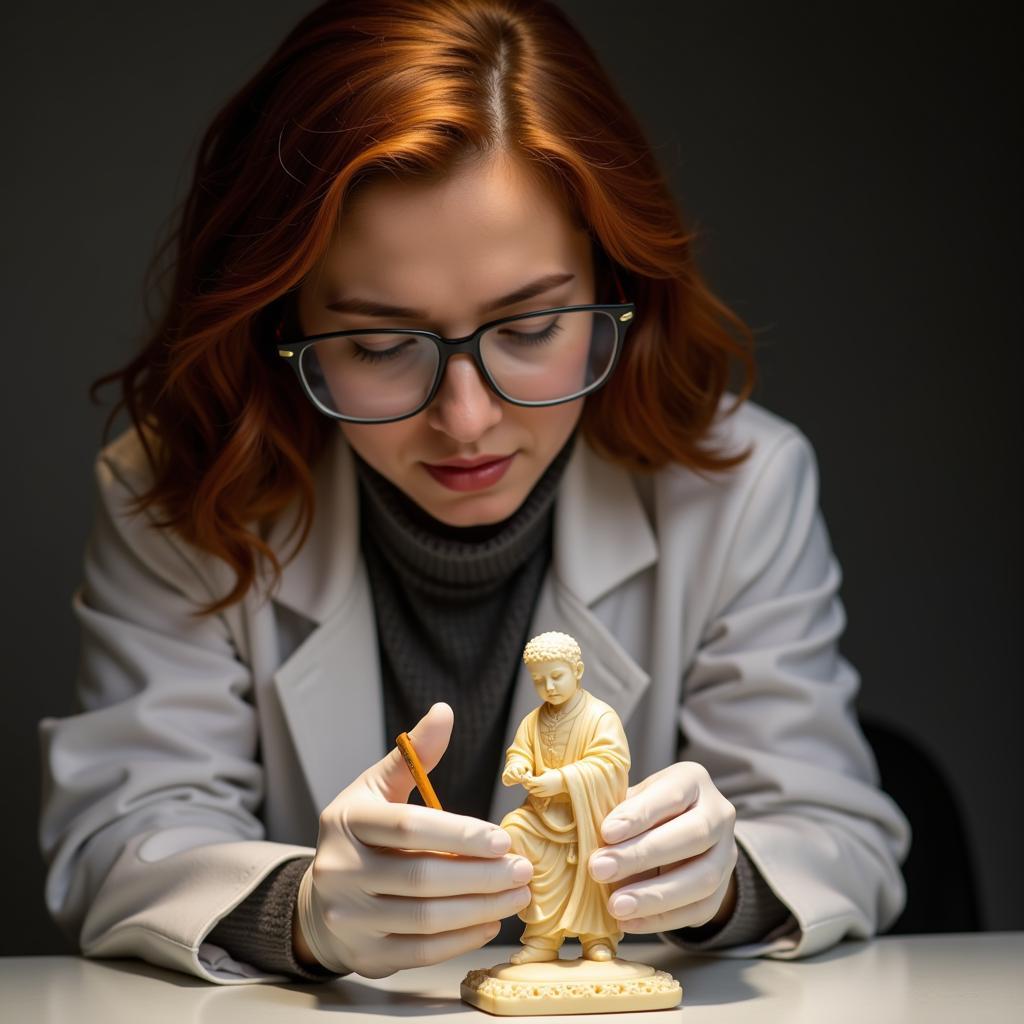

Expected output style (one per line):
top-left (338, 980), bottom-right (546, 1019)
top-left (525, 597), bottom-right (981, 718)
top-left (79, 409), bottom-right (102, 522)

top-left (4, 935), bottom-right (1022, 1023)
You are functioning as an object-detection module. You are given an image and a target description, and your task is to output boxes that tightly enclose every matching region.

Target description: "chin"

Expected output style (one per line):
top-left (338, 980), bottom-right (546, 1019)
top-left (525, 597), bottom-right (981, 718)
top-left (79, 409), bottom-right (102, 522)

top-left (423, 489), bottom-right (523, 528)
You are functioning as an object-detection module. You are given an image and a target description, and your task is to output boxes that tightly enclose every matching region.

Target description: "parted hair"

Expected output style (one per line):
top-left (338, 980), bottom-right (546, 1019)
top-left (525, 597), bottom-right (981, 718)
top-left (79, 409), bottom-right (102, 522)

top-left (90, 0), bottom-right (757, 618)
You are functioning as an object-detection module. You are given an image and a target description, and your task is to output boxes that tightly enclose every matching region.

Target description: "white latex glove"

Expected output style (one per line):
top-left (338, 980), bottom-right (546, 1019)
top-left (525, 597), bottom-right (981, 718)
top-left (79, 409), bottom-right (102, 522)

top-left (587, 761), bottom-right (739, 932)
top-left (296, 702), bottom-right (533, 978)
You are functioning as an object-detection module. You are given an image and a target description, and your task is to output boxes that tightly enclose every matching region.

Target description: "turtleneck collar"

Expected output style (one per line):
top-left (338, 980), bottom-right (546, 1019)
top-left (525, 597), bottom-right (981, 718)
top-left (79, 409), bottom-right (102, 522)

top-left (354, 430), bottom-right (578, 593)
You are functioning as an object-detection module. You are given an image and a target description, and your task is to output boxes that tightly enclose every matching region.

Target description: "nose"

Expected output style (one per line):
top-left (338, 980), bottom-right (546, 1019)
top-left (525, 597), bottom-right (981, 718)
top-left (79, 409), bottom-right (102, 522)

top-left (424, 353), bottom-right (503, 442)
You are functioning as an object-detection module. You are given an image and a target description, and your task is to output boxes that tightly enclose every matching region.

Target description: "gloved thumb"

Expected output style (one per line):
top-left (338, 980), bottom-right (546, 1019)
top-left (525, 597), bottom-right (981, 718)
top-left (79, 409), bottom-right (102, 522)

top-left (363, 701), bottom-right (454, 804)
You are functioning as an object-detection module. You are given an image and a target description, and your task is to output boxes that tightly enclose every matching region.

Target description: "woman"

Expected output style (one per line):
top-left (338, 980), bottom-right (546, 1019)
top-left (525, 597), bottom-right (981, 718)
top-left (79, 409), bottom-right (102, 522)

top-left (39, 0), bottom-right (910, 985)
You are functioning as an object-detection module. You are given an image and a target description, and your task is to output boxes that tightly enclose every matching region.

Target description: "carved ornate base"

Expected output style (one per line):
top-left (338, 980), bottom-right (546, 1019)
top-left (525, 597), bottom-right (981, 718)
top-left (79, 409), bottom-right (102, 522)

top-left (460, 956), bottom-right (683, 1015)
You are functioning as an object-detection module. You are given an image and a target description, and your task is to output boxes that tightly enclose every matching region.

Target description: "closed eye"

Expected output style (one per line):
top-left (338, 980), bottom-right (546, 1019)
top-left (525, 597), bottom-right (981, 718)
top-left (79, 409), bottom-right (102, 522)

top-left (351, 338), bottom-right (418, 363)
top-left (495, 319), bottom-right (565, 346)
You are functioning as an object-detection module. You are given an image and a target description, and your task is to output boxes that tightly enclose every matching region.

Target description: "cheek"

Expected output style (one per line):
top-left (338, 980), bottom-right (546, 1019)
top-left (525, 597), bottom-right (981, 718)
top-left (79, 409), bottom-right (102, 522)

top-left (511, 399), bottom-right (584, 450)
top-left (339, 421), bottom-right (415, 473)
top-left (549, 401), bottom-right (584, 438)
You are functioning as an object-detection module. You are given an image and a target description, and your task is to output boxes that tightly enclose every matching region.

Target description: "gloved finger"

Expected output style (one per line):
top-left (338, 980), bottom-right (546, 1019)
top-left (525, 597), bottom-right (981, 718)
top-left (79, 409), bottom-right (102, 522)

top-left (617, 762), bottom-right (669, 805)
top-left (609, 842), bottom-right (736, 923)
top-left (614, 865), bottom-right (659, 891)
top-left (589, 806), bottom-right (721, 883)
top-left (372, 920), bottom-right (502, 975)
top-left (600, 763), bottom-right (706, 844)
top-left (361, 886), bottom-right (532, 935)
top-left (344, 800), bottom-right (512, 857)
top-left (363, 702), bottom-right (455, 804)
top-left (364, 848), bottom-right (534, 897)
top-left (618, 866), bottom-right (735, 933)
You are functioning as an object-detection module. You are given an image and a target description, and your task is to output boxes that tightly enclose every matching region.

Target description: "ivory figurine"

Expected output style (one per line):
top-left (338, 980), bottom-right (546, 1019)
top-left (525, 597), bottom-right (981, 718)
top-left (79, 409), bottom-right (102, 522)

top-left (461, 631), bottom-right (682, 1015)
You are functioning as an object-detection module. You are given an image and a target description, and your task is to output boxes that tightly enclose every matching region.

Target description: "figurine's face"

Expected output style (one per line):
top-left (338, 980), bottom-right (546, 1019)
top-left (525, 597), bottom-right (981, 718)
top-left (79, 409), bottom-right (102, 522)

top-left (528, 658), bottom-right (584, 706)
top-left (297, 149), bottom-right (595, 527)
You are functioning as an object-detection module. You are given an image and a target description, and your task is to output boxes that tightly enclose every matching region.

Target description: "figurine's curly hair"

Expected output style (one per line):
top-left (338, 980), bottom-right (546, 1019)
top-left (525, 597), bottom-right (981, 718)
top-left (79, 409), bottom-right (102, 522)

top-left (523, 632), bottom-right (583, 667)
top-left (90, 0), bottom-right (758, 618)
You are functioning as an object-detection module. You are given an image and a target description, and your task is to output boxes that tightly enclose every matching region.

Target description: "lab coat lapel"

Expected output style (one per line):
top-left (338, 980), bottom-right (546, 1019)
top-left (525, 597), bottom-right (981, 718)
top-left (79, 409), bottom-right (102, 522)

top-left (489, 438), bottom-right (658, 823)
top-left (266, 429), bottom-right (362, 625)
top-left (268, 431), bottom-right (386, 814)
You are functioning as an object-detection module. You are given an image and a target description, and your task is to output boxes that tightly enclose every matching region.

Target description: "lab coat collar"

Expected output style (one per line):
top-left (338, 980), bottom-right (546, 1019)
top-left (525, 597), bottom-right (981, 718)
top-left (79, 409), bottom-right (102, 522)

top-left (263, 430), bottom-right (362, 625)
top-left (553, 433), bottom-right (658, 605)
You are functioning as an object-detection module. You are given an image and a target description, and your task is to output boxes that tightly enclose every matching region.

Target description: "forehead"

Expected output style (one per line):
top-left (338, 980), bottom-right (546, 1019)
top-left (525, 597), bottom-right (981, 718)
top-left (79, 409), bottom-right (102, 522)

top-left (316, 152), bottom-right (592, 319)
top-left (528, 659), bottom-right (575, 675)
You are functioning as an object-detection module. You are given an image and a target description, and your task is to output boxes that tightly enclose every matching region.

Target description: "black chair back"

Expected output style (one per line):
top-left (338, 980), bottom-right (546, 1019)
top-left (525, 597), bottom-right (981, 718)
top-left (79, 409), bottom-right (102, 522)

top-left (859, 715), bottom-right (982, 933)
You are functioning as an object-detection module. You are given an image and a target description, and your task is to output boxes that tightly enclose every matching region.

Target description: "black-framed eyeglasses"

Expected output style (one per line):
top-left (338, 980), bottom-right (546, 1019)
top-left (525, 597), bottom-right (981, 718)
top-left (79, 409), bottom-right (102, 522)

top-left (274, 274), bottom-right (635, 424)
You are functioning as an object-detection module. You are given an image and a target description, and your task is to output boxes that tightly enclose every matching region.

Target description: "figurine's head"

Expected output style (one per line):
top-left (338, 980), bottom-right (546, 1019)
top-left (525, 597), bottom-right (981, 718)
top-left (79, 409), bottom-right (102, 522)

top-left (523, 631), bottom-right (584, 707)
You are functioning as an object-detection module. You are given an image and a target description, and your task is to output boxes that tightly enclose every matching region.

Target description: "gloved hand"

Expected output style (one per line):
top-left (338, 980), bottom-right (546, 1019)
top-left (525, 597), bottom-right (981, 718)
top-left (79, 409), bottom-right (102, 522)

top-left (587, 761), bottom-right (739, 932)
top-left (296, 702), bottom-right (533, 978)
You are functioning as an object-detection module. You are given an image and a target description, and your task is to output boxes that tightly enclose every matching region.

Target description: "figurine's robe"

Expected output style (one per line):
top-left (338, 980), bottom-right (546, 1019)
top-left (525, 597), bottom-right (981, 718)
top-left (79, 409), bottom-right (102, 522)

top-left (500, 689), bottom-right (630, 945)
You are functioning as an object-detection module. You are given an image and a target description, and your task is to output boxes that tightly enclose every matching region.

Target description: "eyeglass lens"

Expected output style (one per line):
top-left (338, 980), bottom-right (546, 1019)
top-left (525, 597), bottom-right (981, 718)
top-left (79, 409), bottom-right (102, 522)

top-left (299, 309), bottom-right (618, 420)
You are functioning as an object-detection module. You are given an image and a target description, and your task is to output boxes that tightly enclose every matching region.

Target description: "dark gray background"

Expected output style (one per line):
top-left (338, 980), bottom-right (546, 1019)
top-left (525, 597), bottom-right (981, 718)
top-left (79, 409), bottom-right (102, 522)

top-left (2, 2), bottom-right (1019, 955)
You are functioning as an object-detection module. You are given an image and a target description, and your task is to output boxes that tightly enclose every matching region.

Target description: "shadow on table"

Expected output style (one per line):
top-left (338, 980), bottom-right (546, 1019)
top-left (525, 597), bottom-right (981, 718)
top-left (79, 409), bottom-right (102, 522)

top-left (659, 938), bottom-right (869, 1008)
top-left (303, 982), bottom-right (463, 1016)
top-left (88, 958), bottom-right (219, 989)
top-left (48, 958), bottom-right (464, 1020)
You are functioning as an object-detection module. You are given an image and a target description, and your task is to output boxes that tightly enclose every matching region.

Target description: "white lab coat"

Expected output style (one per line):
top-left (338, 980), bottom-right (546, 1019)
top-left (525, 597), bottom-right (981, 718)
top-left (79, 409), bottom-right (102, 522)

top-left (39, 397), bottom-right (911, 983)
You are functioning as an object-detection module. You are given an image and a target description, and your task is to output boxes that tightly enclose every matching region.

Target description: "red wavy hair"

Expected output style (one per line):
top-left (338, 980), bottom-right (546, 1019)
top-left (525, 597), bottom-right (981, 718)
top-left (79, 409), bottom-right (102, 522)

top-left (91, 0), bottom-right (757, 618)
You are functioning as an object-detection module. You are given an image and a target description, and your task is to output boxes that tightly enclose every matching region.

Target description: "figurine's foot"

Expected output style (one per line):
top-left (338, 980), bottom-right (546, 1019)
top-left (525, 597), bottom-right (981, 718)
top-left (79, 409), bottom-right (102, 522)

top-left (582, 939), bottom-right (614, 962)
top-left (510, 944), bottom-right (558, 965)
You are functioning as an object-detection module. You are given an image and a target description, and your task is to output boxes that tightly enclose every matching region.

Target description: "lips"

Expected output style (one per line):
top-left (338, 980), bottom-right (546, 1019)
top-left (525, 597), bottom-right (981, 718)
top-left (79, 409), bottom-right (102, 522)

top-left (429, 454), bottom-right (511, 469)
top-left (422, 453), bottom-right (515, 492)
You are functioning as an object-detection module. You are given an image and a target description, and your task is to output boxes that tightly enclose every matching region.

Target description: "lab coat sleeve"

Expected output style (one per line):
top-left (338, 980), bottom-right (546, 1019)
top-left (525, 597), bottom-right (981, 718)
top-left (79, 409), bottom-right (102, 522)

top-left (663, 428), bottom-right (912, 960)
top-left (38, 446), bottom-right (315, 984)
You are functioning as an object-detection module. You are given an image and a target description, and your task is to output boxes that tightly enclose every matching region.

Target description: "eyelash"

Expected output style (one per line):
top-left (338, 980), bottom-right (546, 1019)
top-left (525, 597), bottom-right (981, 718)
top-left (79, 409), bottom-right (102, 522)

top-left (497, 320), bottom-right (565, 346)
top-left (351, 339), bottom-right (416, 364)
top-left (350, 319), bottom-right (565, 364)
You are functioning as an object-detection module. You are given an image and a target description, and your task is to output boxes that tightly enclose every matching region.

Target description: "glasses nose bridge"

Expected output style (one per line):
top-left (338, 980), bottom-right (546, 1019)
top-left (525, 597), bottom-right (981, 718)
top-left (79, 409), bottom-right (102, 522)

top-left (435, 328), bottom-right (483, 349)
top-left (432, 328), bottom-right (490, 380)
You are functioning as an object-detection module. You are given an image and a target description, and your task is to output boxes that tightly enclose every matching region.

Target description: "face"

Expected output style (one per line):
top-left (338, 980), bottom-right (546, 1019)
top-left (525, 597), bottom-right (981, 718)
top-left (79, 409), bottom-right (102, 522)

top-left (296, 151), bottom-right (595, 527)
top-left (528, 658), bottom-right (583, 707)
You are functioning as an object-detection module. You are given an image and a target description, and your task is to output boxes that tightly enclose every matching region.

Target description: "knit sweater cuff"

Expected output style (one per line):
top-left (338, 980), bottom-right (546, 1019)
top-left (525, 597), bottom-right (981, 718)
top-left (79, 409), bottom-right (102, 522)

top-left (664, 844), bottom-right (793, 950)
top-left (206, 856), bottom-right (341, 981)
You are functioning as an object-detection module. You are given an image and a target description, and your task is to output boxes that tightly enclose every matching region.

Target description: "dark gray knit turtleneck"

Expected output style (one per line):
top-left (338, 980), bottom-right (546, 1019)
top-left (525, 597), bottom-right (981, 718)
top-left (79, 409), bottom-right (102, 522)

top-left (356, 433), bottom-right (577, 821)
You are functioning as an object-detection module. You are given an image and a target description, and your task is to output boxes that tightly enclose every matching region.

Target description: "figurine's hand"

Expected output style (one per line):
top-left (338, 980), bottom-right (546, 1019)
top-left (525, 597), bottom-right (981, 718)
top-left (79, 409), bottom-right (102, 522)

top-left (504, 762), bottom-right (531, 785)
top-left (523, 769), bottom-right (564, 798)
top-left (587, 761), bottom-right (739, 932)
top-left (295, 703), bottom-right (533, 979)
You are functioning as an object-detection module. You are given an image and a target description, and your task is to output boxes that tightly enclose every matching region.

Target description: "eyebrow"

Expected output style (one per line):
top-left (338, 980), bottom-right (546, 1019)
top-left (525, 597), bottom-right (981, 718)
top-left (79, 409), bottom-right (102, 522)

top-left (323, 272), bottom-right (576, 320)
